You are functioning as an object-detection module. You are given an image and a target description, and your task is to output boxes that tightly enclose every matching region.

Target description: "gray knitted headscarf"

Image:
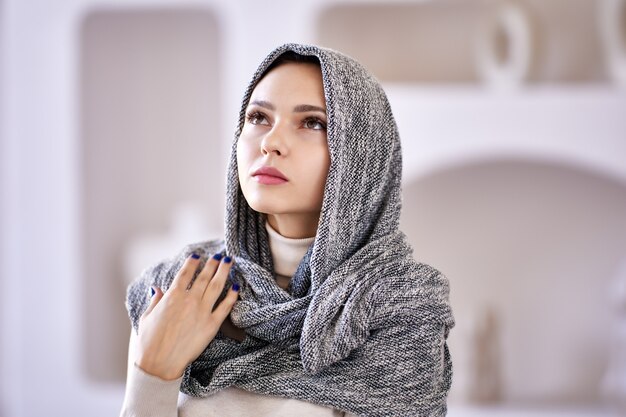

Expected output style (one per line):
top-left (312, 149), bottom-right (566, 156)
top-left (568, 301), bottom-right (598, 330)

top-left (126, 43), bottom-right (454, 416)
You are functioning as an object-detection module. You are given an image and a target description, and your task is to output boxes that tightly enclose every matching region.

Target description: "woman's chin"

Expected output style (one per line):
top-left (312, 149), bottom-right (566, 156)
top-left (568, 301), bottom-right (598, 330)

top-left (246, 201), bottom-right (283, 216)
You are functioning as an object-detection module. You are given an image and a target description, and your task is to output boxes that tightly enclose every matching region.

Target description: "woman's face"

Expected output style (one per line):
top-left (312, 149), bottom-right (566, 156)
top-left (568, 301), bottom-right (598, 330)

top-left (237, 62), bottom-right (330, 237)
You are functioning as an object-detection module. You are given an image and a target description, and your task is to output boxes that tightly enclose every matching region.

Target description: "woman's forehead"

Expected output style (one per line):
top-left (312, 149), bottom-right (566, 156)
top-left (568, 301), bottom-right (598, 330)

top-left (249, 62), bottom-right (326, 109)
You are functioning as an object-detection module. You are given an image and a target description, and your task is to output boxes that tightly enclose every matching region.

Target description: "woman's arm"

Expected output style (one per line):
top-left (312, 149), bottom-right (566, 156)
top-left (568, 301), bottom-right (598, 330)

top-left (317, 320), bottom-right (452, 417)
top-left (369, 321), bottom-right (452, 416)
top-left (119, 331), bottom-right (182, 417)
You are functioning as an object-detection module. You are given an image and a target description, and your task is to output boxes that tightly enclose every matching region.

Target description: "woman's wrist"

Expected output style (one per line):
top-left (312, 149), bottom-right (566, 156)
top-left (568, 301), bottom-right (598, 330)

top-left (135, 356), bottom-right (185, 381)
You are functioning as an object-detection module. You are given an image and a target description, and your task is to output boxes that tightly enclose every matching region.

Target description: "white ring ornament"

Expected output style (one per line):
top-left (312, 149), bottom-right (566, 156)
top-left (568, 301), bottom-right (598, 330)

top-left (476, 2), bottom-right (533, 89)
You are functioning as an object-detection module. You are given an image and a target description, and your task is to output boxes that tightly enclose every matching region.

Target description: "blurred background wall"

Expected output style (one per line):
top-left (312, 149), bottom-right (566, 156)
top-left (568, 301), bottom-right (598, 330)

top-left (1, 0), bottom-right (626, 416)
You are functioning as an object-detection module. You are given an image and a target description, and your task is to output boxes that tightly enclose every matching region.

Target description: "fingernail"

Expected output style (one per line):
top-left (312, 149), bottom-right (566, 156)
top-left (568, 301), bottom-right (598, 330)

top-left (212, 253), bottom-right (223, 261)
top-left (150, 287), bottom-right (155, 297)
top-left (223, 256), bottom-right (232, 264)
top-left (232, 283), bottom-right (240, 292)
top-left (191, 253), bottom-right (200, 260)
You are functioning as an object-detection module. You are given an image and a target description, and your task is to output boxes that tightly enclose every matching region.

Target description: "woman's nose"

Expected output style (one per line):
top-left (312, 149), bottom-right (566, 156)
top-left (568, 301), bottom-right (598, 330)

top-left (260, 124), bottom-right (288, 157)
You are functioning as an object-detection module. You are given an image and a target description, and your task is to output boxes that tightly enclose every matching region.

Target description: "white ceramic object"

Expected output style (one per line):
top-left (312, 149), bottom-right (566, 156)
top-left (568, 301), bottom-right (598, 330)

top-left (122, 202), bottom-right (217, 286)
top-left (476, 1), bottom-right (534, 89)
top-left (466, 305), bottom-right (503, 404)
top-left (600, 0), bottom-right (626, 87)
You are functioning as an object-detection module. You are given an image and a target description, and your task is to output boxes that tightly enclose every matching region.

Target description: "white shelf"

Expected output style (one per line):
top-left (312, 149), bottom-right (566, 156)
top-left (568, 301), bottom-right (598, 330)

top-left (448, 404), bottom-right (615, 417)
top-left (385, 85), bottom-right (626, 184)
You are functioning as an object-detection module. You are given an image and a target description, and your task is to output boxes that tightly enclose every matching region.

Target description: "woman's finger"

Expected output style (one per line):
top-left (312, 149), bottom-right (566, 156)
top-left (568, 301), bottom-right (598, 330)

top-left (203, 256), bottom-right (234, 307)
top-left (190, 253), bottom-right (222, 297)
top-left (211, 284), bottom-right (240, 324)
top-left (170, 254), bottom-right (201, 291)
top-left (140, 286), bottom-right (163, 320)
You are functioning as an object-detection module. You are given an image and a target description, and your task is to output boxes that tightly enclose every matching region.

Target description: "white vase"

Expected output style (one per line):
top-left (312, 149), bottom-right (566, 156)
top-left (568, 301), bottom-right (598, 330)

top-left (601, 259), bottom-right (626, 415)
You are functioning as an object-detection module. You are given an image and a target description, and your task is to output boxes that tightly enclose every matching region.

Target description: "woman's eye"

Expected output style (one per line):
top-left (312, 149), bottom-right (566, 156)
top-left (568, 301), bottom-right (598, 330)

top-left (246, 112), bottom-right (269, 126)
top-left (303, 117), bottom-right (327, 131)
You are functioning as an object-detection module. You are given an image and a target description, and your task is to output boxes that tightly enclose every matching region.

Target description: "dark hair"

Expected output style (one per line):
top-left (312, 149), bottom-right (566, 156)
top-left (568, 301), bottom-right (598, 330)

top-left (261, 51), bottom-right (321, 79)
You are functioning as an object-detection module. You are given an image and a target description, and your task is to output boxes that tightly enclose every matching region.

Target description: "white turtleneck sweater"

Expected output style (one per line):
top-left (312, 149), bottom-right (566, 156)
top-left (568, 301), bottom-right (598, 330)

top-left (120, 223), bottom-right (355, 417)
top-left (264, 220), bottom-right (314, 291)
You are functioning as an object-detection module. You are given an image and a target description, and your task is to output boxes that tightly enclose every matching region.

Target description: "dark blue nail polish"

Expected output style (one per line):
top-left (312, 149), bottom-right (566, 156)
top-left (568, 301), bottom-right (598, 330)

top-left (191, 253), bottom-right (200, 259)
top-left (150, 287), bottom-right (155, 297)
top-left (232, 283), bottom-right (240, 292)
top-left (212, 253), bottom-right (223, 261)
top-left (223, 256), bottom-right (232, 264)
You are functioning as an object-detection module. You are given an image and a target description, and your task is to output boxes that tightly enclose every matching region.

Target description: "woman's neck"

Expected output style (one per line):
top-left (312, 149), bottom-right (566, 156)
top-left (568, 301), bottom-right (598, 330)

top-left (266, 213), bottom-right (318, 239)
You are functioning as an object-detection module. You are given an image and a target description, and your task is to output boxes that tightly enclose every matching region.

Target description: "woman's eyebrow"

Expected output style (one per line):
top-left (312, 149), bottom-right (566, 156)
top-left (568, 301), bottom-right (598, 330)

top-left (248, 100), bottom-right (326, 114)
top-left (248, 99), bottom-right (274, 110)
top-left (293, 104), bottom-right (326, 114)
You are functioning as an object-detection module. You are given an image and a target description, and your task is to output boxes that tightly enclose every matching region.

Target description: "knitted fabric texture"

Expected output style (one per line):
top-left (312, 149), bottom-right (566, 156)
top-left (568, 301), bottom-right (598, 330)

top-left (126, 43), bottom-right (454, 417)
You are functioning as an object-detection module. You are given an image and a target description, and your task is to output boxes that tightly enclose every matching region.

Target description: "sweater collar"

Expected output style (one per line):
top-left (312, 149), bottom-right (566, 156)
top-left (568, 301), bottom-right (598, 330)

top-left (265, 222), bottom-right (315, 277)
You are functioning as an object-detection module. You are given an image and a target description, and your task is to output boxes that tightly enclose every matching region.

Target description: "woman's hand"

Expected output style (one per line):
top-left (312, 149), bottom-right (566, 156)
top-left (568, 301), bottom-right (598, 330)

top-left (135, 253), bottom-right (239, 380)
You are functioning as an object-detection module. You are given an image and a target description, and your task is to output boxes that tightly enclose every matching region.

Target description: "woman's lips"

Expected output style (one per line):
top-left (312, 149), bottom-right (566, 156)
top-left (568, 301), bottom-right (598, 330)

top-left (251, 166), bottom-right (288, 185)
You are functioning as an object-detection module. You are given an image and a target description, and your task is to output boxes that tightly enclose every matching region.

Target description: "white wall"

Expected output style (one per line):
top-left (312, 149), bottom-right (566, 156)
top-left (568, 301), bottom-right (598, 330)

top-left (0, 0), bottom-right (6, 413)
top-left (1, 0), bottom-right (625, 416)
top-left (401, 160), bottom-right (626, 404)
top-left (80, 7), bottom-right (226, 383)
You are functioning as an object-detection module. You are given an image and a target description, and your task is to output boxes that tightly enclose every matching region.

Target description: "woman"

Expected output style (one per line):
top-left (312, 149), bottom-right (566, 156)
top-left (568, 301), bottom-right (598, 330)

top-left (121, 43), bottom-right (454, 417)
